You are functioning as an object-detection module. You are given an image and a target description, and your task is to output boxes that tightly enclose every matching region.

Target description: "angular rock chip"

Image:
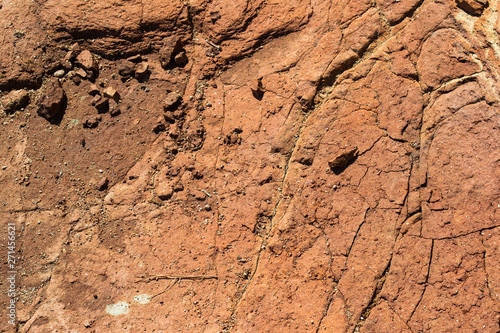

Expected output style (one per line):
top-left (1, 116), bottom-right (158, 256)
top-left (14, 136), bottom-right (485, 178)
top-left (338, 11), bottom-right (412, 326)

top-left (97, 177), bottom-right (109, 191)
top-left (103, 87), bottom-right (120, 101)
top-left (76, 50), bottom-right (96, 71)
top-left (328, 147), bottom-right (358, 169)
top-left (94, 97), bottom-right (109, 114)
top-left (174, 51), bottom-right (188, 66)
top-left (157, 184), bottom-right (174, 200)
top-left (37, 78), bottom-right (66, 121)
top-left (109, 99), bottom-right (121, 117)
top-left (82, 115), bottom-right (101, 128)
top-left (159, 36), bottom-right (183, 69)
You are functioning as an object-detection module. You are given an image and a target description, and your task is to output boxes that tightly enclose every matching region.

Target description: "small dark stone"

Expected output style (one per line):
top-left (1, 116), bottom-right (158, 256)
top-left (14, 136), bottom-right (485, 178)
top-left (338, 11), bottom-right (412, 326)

top-left (71, 75), bottom-right (82, 85)
top-left (209, 10), bottom-right (221, 22)
top-left (37, 78), bottom-right (66, 121)
top-left (153, 116), bottom-right (167, 133)
top-left (456, 0), bottom-right (488, 15)
top-left (94, 97), bottom-right (109, 113)
top-left (82, 115), bottom-right (101, 128)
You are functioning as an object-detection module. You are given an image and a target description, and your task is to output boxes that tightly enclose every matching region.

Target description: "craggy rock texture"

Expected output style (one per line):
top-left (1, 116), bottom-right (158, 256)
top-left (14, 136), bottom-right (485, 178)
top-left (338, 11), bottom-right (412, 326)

top-left (0, 0), bottom-right (499, 332)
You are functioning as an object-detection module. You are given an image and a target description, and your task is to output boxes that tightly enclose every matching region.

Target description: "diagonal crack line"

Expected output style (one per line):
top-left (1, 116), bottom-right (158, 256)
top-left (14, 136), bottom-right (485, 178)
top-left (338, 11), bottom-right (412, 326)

top-left (346, 208), bottom-right (369, 258)
top-left (408, 238), bottom-right (433, 323)
top-left (315, 230), bottom-right (337, 332)
top-left (228, 71), bottom-right (324, 324)
top-left (354, 251), bottom-right (394, 331)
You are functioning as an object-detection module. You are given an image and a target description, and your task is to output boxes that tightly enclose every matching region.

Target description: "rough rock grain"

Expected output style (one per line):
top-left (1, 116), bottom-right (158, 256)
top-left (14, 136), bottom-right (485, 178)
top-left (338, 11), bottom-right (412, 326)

top-left (0, 0), bottom-right (499, 332)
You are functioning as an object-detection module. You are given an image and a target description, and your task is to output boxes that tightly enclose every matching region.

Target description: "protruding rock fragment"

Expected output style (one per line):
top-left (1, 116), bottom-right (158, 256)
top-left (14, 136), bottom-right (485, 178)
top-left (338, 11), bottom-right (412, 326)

top-left (116, 60), bottom-right (135, 78)
top-left (159, 36), bottom-right (183, 69)
top-left (174, 51), bottom-right (188, 66)
top-left (82, 115), bottom-right (101, 128)
top-left (76, 50), bottom-right (96, 71)
top-left (37, 78), bottom-right (66, 121)
top-left (88, 84), bottom-right (100, 96)
top-left (209, 10), bottom-right (221, 22)
top-left (456, 0), bottom-right (488, 15)
top-left (173, 182), bottom-right (184, 192)
top-left (109, 99), bottom-right (121, 117)
top-left (2, 89), bottom-right (30, 113)
top-left (97, 177), bottom-right (109, 191)
top-left (103, 87), bottom-right (120, 101)
top-left (53, 69), bottom-right (65, 78)
top-left (127, 54), bottom-right (142, 63)
top-left (134, 62), bottom-right (149, 80)
top-left (153, 116), bottom-right (167, 133)
top-left (157, 184), bottom-right (173, 200)
top-left (328, 147), bottom-right (358, 169)
top-left (250, 78), bottom-right (265, 100)
top-left (94, 97), bottom-right (109, 113)
top-left (164, 111), bottom-right (175, 123)
top-left (163, 92), bottom-right (181, 110)
top-left (64, 43), bottom-right (81, 62)
top-left (75, 68), bottom-right (87, 78)
top-left (169, 124), bottom-right (180, 138)
top-left (193, 190), bottom-right (206, 201)
top-left (90, 95), bottom-right (101, 106)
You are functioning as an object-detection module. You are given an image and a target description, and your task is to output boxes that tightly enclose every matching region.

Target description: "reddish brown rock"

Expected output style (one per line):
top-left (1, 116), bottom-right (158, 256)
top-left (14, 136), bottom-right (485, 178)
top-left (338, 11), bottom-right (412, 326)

top-left (456, 0), bottom-right (488, 15)
top-left (103, 86), bottom-right (120, 101)
top-left (163, 91), bottom-right (181, 110)
top-left (96, 176), bottom-right (109, 191)
top-left (1, 0), bottom-right (499, 332)
top-left (134, 62), bottom-right (149, 80)
top-left (82, 115), bottom-right (101, 128)
top-left (116, 59), bottom-right (135, 78)
top-left (76, 50), bottom-right (97, 71)
top-left (1, 89), bottom-right (30, 113)
top-left (36, 78), bottom-right (66, 121)
top-left (159, 35), bottom-right (183, 68)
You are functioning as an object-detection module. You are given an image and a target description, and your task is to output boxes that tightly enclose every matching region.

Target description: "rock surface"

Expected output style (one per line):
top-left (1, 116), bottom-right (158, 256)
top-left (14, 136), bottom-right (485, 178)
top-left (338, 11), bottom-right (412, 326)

top-left (0, 0), bottom-right (499, 332)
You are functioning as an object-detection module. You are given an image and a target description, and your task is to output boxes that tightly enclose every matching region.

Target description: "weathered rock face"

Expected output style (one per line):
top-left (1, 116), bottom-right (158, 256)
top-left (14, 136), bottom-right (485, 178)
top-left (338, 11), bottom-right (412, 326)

top-left (0, 0), bottom-right (499, 332)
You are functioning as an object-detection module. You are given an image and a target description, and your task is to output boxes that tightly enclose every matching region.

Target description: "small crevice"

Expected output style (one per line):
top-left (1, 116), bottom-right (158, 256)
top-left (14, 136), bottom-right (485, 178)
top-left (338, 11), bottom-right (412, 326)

top-left (408, 238), bottom-right (433, 323)
top-left (353, 247), bottom-right (394, 331)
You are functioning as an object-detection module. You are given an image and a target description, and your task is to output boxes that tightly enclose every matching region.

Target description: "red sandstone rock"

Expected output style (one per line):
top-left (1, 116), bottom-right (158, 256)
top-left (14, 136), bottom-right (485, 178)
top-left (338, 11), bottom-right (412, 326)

top-left (0, 0), bottom-right (499, 332)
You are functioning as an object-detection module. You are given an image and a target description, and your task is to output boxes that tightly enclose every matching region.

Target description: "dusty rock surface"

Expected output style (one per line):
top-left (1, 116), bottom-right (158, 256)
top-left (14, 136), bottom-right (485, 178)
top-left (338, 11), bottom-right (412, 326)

top-left (0, 0), bottom-right (499, 332)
